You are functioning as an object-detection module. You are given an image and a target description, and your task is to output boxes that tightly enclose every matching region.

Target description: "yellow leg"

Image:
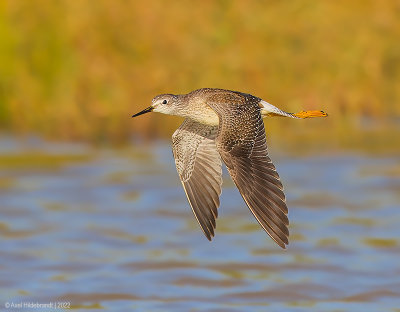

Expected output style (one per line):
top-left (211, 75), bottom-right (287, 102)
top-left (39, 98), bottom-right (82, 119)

top-left (292, 110), bottom-right (328, 118)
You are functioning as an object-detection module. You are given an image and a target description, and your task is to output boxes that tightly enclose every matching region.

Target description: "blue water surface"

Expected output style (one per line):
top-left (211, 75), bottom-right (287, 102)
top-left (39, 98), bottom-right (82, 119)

top-left (0, 138), bottom-right (399, 311)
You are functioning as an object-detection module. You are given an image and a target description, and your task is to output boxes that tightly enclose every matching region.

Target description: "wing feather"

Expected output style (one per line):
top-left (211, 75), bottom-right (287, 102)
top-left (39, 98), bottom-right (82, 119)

top-left (206, 94), bottom-right (290, 248)
top-left (172, 119), bottom-right (222, 240)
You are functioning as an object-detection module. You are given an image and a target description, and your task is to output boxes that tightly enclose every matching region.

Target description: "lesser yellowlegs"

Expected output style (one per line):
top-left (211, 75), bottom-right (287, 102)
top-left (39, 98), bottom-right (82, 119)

top-left (132, 88), bottom-right (327, 248)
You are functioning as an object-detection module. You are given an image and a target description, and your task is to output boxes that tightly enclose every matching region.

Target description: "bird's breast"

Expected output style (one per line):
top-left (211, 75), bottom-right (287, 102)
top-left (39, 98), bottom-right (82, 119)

top-left (187, 104), bottom-right (220, 126)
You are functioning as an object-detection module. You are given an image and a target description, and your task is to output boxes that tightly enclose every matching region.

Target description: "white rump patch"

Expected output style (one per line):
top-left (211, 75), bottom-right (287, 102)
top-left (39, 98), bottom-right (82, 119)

top-left (259, 100), bottom-right (298, 118)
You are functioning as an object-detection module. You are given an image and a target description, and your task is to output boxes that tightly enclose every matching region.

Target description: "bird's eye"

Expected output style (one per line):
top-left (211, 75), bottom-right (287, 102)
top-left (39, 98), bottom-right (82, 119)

top-left (162, 99), bottom-right (168, 104)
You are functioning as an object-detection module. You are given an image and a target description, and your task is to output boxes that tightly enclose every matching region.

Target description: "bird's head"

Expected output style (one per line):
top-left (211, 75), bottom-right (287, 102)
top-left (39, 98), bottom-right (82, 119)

top-left (132, 94), bottom-right (180, 118)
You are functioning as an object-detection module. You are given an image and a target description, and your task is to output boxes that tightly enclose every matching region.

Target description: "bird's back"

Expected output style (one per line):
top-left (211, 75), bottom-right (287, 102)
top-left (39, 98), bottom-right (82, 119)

top-left (183, 88), bottom-right (261, 126)
top-left (187, 88), bottom-right (260, 107)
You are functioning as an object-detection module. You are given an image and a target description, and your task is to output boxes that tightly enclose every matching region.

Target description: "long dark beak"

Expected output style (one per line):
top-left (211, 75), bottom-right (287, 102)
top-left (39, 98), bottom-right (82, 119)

top-left (131, 106), bottom-right (154, 118)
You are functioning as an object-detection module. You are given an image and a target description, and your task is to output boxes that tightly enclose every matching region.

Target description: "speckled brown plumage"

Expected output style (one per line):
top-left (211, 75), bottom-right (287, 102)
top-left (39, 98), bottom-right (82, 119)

top-left (170, 88), bottom-right (289, 248)
top-left (133, 88), bottom-right (327, 248)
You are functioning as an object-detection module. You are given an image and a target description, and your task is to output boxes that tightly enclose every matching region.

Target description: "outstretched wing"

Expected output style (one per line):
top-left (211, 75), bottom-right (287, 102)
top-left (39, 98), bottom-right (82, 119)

top-left (172, 119), bottom-right (223, 240)
top-left (209, 96), bottom-right (289, 248)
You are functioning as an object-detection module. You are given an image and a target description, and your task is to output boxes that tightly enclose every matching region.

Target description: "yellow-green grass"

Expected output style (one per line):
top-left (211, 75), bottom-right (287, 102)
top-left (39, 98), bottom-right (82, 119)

top-left (0, 1), bottom-right (399, 147)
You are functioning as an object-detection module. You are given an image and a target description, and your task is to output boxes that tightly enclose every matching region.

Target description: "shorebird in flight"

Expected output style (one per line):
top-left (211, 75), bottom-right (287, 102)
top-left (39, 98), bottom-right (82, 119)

top-left (132, 88), bottom-right (327, 248)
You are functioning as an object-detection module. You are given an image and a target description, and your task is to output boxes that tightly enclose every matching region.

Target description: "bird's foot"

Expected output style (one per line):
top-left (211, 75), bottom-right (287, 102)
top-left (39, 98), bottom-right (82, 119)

top-left (293, 110), bottom-right (328, 118)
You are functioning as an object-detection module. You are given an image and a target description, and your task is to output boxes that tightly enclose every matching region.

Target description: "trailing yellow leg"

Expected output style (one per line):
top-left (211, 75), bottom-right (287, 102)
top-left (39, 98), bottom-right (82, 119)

top-left (259, 100), bottom-right (328, 119)
top-left (292, 110), bottom-right (328, 118)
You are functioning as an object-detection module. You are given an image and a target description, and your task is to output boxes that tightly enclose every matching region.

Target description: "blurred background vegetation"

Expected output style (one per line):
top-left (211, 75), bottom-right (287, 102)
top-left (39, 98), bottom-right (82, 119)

top-left (0, 0), bottom-right (399, 151)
